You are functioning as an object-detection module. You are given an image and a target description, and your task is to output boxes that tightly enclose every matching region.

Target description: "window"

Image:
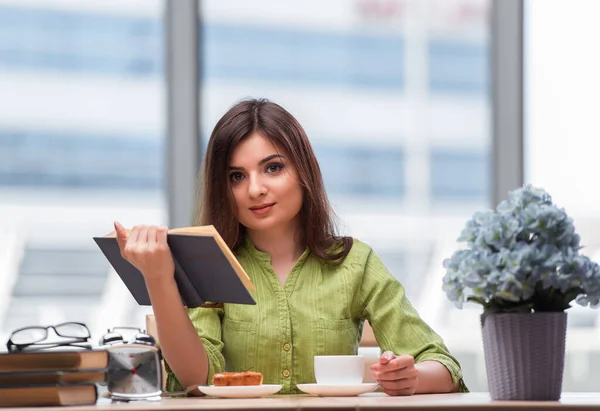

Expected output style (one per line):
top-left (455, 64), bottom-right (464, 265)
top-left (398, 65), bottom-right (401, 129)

top-left (0, 1), bottom-right (165, 345)
top-left (525, 0), bottom-right (600, 391)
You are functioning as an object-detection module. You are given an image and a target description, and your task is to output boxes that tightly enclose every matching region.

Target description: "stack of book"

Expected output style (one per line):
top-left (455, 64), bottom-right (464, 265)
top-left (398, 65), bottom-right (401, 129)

top-left (0, 350), bottom-right (108, 407)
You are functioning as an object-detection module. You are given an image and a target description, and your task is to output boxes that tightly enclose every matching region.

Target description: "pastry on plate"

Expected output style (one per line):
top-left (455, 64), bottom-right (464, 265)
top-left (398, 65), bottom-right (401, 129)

top-left (212, 371), bottom-right (264, 386)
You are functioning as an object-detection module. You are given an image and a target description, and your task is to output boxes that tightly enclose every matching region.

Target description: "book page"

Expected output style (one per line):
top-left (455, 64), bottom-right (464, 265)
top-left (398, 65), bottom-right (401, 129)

top-left (102, 225), bottom-right (216, 238)
top-left (168, 225), bottom-right (217, 236)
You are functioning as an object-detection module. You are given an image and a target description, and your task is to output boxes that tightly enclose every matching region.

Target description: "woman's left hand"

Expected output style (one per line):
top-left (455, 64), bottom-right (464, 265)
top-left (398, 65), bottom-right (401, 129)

top-left (370, 351), bottom-right (419, 396)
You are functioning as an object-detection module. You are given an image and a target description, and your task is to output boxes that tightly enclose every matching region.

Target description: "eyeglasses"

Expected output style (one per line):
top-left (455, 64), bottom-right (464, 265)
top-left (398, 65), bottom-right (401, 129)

top-left (99, 327), bottom-right (156, 347)
top-left (6, 322), bottom-right (92, 352)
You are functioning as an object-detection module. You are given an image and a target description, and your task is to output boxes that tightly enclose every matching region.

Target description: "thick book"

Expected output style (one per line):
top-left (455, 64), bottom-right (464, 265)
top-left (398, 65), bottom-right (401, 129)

top-left (93, 225), bottom-right (256, 308)
top-left (0, 384), bottom-right (97, 407)
top-left (0, 350), bottom-right (108, 373)
top-left (0, 369), bottom-right (105, 386)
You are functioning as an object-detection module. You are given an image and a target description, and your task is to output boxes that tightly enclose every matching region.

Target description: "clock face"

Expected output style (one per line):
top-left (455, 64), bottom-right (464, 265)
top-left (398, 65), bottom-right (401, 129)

top-left (107, 345), bottom-right (162, 398)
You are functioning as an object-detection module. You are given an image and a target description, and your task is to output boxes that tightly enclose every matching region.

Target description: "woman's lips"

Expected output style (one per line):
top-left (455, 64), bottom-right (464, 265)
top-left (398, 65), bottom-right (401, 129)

top-left (250, 203), bottom-right (275, 215)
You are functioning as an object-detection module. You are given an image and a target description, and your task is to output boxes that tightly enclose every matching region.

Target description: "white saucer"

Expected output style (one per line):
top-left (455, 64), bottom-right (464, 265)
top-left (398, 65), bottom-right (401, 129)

top-left (296, 383), bottom-right (379, 397)
top-left (196, 384), bottom-right (283, 398)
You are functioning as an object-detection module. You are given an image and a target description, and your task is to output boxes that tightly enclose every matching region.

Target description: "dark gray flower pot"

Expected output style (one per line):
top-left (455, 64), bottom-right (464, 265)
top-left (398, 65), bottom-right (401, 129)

top-left (481, 311), bottom-right (567, 401)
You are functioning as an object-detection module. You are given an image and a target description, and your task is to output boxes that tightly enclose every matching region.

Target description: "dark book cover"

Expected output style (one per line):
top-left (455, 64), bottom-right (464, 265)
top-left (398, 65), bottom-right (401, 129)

top-left (93, 234), bottom-right (256, 308)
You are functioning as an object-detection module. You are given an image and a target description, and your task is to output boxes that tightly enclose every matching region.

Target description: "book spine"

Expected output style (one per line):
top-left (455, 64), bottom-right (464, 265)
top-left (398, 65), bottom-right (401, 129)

top-left (172, 257), bottom-right (205, 308)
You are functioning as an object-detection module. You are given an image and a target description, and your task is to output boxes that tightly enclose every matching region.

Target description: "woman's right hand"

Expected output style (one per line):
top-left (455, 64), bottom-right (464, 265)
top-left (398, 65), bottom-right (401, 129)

top-left (114, 221), bottom-right (175, 284)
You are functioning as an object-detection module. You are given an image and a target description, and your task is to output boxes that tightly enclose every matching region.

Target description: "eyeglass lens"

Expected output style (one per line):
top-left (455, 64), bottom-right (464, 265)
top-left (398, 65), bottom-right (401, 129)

top-left (54, 323), bottom-right (90, 339)
top-left (10, 327), bottom-right (47, 345)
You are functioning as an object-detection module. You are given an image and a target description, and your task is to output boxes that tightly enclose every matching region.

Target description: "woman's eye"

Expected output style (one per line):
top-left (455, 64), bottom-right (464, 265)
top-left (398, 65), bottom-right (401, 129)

top-left (266, 163), bottom-right (283, 173)
top-left (229, 172), bottom-right (244, 182)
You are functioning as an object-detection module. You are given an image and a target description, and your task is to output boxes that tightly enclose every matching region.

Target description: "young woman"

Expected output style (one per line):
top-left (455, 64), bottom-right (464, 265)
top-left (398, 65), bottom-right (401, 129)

top-left (114, 98), bottom-right (467, 396)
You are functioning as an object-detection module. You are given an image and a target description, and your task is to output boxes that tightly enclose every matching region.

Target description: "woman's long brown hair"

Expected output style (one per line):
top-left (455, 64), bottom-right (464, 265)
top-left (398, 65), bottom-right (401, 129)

top-left (193, 98), bottom-right (352, 262)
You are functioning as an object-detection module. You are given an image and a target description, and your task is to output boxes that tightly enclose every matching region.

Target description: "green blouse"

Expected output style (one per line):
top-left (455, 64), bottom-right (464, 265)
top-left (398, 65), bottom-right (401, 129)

top-left (165, 238), bottom-right (467, 394)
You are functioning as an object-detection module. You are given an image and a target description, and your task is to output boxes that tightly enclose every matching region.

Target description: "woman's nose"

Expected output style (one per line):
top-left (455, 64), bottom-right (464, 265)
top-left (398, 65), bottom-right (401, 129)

top-left (248, 174), bottom-right (267, 198)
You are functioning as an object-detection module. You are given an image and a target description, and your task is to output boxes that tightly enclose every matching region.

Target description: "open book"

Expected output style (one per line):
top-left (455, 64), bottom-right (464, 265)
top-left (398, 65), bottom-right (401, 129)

top-left (93, 225), bottom-right (256, 308)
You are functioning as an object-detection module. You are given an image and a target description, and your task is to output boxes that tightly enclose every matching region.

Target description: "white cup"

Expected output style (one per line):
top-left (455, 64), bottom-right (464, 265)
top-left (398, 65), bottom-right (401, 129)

top-left (313, 355), bottom-right (364, 385)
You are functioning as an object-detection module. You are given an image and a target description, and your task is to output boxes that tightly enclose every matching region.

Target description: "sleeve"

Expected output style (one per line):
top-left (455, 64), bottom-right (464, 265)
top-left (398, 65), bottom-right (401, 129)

top-left (164, 306), bottom-right (225, 392)
top-left (359, 249), bottom-right (469, 393)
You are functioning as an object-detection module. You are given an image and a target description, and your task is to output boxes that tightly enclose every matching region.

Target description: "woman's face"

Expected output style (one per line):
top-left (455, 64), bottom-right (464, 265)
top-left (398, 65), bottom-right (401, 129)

top-left (228, 132), bottom-right (303, 235)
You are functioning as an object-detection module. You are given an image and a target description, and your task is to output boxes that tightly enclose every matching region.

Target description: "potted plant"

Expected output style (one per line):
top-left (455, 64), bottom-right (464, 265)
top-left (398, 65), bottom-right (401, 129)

top-left (442, 185), bottom-right (600, 401)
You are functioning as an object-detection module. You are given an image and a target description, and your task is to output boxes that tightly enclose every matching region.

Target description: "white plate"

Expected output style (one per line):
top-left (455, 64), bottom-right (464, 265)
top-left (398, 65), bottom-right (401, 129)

top-left (296, 383), bottom-right (379, 397)
top-left (196, 384), bottom-right (283, 398)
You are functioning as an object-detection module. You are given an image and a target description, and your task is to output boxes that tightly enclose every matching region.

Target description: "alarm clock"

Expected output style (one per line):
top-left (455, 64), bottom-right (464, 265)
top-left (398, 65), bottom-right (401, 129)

top-left (101, 327), bottom-right (163, 401)
top-left (106, 343), bottom-right (162, 401)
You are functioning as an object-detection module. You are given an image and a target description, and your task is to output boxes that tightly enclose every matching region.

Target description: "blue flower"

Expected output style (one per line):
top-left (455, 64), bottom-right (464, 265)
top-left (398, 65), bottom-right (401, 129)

top-left (442, 184), bottom-right (600, 312)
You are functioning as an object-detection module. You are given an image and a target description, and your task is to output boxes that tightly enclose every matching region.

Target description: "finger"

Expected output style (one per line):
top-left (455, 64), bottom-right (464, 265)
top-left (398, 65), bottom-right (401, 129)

top-left (129, 225), bottom-right (140, 244)
top-left (374, 367), bottom-right (419, 381)
top-left (114, 222), bottom-right (128, 253)
top-left (378, 377), bottom-right (418, 391)
top-left (138, 225), bottom-right (150, 244)
top-left (383, 387), bottom-right (416, 397)
top-left (380, 351), bottom-right (395, 365)
top-left (147, 226), bottom-right (157, 246)
top-left (157, 225), bottom-right (168, 246)
top-left (125, 226), bottom-right (140, 258)
top-left (371, 351), bottom-right (395, 371)
top-left (372, 354), bottom-right (413, 372)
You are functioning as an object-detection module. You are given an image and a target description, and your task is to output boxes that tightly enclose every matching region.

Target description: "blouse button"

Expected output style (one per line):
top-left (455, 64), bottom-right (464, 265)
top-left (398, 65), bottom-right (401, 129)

top-left (282, 369), bottom-right (290, 377)
top-left (283, 343), bottom-right (291, 351)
